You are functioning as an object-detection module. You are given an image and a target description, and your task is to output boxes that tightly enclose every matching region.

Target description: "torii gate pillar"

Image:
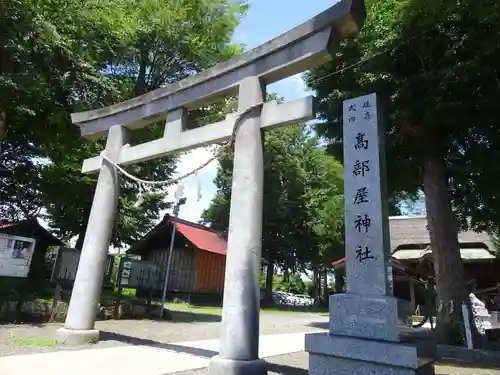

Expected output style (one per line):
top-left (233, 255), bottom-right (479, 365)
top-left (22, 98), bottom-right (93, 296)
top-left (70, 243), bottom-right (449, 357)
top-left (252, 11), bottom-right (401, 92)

top-left (209, 77), bottom-right (267, 375)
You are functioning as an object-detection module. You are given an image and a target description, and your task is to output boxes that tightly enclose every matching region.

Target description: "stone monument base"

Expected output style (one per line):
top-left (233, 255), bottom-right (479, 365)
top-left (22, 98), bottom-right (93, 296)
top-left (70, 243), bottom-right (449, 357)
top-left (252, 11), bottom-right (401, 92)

top-left (56, 327), bottom-right (100, 345)
top-left (209, 355), bottom-right (267, 375)
top-left (328, 293), bottom-right (414, 342)
top-left (305, 332), bottom-right (435, 375)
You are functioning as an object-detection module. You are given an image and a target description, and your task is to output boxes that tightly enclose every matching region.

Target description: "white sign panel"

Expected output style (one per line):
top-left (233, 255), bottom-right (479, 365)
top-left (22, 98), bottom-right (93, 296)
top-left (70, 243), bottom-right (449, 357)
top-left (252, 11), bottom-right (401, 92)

top-left (0, 233), bottom-right (36, 278)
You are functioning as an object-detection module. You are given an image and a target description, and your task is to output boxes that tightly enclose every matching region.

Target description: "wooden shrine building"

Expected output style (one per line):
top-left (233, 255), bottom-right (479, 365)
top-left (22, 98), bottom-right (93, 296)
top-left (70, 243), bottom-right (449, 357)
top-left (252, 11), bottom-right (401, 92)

top-left (332, 216), bottom-right (500, 311)
top-left (128, 215), bottom-right (227, 303)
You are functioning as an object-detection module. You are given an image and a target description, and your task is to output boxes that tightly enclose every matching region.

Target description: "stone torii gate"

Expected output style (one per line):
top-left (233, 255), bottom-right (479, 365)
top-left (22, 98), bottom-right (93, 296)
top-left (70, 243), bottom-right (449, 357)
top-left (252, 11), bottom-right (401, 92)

top-left (57, 1), bottom-right (365, 375)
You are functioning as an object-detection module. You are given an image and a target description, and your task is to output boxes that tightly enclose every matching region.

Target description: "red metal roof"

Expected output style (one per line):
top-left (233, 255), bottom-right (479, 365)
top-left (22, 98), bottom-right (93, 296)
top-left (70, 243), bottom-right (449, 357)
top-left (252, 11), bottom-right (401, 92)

top-left (0, 223), bottom-right (17, 229)
top-left (175, 221), bottom-right (227, 256)
top-left (332, 257), bottom-right (346, 266)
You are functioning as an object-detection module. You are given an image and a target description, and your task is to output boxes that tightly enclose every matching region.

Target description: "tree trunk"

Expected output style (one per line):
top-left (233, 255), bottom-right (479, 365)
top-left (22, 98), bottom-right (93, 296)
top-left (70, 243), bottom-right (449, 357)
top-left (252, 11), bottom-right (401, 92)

top-left (263, 262), bottom-right (274, 305)
top-left (75, 211), bottom-right (91, 250)
top-left (423, 156), bottom-right (480, 345)
top-left (311, 263), bottom-right (318, 299)
top-left (134, 49), bottom-right (149, 96)
top-left (74, 229), bottom-right (86, 250)
top-left (0, 111), bottom-right (5, 159)
top-left (0, 111), bottom-right (5, 140)
top-left (322, 268), bottom-right (329, 303)
top-left (334, 266), bottom-right (345, 293)
top-left (316, 271), bottom-right (322, 299)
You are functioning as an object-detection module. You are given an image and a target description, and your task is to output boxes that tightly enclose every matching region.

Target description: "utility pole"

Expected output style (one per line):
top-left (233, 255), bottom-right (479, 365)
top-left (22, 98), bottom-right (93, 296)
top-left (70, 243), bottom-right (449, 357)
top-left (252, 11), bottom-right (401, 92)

top-left (159, 196), bottom-right (187, 319)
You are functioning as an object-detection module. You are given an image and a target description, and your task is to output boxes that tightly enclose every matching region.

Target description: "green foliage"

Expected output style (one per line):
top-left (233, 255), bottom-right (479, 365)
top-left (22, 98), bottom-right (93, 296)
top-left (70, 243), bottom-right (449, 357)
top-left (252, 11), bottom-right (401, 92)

top-left (202, 119), bottom-right (345, 273)
top-left (1, 0), bottom-right (248, 246)
top-left (488, 228), bottom-right (500, 257)
top-left (444, 321), bottom-right (465, 346)
top-left (304, 280), bottom-right (315, 296)
top-left (260, 272), bottom-right (308, 295)
top-left (274, 274), bottom-right (307, 295)
top-left (306, 0), bottom-right (500, 230)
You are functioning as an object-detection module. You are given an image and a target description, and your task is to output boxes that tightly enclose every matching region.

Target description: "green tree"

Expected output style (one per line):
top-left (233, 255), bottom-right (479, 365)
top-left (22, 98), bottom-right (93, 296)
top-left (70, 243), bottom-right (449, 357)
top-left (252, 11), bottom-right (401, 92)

top-left (306, 0), bottom-right (500, 343)
top-left (488, 228), bottom-right (500, 258)
top-left (1, 0), bottom-right (248, 247)
top-left (274, 273), bottom-right (307, 295)
top-left (202, 120), bottom-right (345, 301)
top-left (1, 0), bottom-right (129, 220)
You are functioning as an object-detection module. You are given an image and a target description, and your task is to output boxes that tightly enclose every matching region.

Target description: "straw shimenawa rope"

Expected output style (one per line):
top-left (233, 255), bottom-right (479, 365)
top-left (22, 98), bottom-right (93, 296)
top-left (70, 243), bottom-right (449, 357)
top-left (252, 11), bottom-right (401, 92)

top-left (100, 102), bottom-right (264, 186)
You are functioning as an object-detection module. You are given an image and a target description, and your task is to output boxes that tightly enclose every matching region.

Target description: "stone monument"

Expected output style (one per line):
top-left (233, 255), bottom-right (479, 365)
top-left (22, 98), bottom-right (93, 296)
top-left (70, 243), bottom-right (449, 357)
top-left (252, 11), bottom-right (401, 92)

top-left (57, 2), bottom-right (366, 375)
top-left (305, 93), bottom-right (436, 375)
top-left (469, 293), bottom-right (492, 333)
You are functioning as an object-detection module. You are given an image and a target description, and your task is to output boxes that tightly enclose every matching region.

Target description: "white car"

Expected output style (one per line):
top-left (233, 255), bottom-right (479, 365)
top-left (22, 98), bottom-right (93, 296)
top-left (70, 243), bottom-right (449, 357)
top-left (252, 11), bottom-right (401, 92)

top-left (295, 294), bottom-right (314, 306)
top-left (271, 291), bottom-right (288, 305)
top-left (284, 293), bottom-right (300, 306)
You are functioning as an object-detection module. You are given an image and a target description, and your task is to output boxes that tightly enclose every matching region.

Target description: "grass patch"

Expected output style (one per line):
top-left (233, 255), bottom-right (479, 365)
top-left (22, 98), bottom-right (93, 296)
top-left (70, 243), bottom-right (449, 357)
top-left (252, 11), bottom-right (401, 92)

top-left (167, 302), bottom-right (328, 315)
top-left (13, 337), bottom-right (57, 347)
top-left (100, 290), bottom-right (139, 307)
top-left (167, 302), bottom-right (221, 315)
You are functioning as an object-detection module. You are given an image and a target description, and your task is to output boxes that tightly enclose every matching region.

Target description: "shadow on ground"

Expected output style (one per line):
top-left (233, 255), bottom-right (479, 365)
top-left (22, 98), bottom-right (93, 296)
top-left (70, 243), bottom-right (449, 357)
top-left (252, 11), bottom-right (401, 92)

top-left (438, 358), bottom-right (500, 370)
top-left (168, 310), bottom-right (221, 323)
top-left (265, 362), bottom-right (307, 375)
top-left (99, 331), bottom-right (308, 375)
top-left (99, 331), bottom-right (218, 357)
top-left (307, 321), bottom-right (328, 330)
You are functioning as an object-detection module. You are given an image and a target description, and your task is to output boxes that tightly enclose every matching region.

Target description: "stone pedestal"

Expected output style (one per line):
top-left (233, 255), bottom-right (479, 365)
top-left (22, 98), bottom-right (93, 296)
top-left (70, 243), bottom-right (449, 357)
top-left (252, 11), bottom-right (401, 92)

top-left (305, 294), bottom-right (436, 375)
top-left (307, 332), bottom-right (435, 375)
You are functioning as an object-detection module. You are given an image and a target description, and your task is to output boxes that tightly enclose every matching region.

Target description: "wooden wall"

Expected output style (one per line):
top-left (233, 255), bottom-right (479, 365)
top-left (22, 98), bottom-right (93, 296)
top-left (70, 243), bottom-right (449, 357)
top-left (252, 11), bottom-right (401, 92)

top-left (146, 247), bottom-right (195, 292)
top-left (193, 250), bottom-right (226, 294)
top-left (144, 246), bottom-right (226, 294)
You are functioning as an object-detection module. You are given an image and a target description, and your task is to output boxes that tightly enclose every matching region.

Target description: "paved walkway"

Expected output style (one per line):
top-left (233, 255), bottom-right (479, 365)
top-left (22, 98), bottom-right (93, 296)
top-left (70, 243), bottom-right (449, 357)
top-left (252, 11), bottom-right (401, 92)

top-left (0, 331), bottom-right (319, 375)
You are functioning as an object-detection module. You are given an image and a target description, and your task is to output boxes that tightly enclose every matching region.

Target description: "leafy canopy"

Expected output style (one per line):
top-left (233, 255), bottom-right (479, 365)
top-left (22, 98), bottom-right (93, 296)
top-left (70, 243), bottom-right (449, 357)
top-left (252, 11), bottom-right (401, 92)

top-left (202, 118), bottom-right (345, 272)
top-left (306, 0), bottom-right (500, 230)
top-left (1, 0), bottom-right (248, 247)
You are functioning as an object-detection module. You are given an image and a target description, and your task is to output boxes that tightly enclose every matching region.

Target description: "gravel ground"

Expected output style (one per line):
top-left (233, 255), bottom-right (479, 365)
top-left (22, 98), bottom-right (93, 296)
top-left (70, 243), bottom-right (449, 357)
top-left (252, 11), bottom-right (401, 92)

top-left (3, 312), bottom-right (499, 375)
top-left (0, 310), bottom-right (326, 357)
top-left (175, 351), bottom-right (500, 375)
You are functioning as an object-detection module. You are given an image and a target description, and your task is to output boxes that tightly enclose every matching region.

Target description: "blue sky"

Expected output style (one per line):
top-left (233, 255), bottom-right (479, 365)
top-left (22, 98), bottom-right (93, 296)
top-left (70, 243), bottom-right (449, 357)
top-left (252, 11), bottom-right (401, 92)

top-left (168, 0), bottom-right (335, 223)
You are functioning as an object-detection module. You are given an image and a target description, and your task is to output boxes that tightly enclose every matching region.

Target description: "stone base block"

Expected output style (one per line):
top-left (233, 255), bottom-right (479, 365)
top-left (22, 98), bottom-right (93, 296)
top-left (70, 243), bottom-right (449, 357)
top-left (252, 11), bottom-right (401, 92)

top-left (208, 355), bottom-right (267, 375)
top-left (329, 293), bottom-right (413, 342)
top-left (56, 327), bottom-right (100, 345)
top-left (305, 332), bottom-right (435, 375)
top-left (309, 354), bottom-right (435, 375)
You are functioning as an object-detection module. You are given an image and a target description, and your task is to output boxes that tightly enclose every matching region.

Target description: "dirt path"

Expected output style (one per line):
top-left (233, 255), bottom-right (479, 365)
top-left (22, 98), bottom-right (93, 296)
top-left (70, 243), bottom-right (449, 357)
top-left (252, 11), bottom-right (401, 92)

top-left (0, 311), bottom-right (325, 357)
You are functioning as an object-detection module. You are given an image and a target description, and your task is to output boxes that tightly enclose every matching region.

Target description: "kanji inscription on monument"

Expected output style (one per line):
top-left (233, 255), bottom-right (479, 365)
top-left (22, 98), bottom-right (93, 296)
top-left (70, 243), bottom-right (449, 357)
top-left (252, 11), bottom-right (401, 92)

top-left (343, 93), bottom-right (391, 296)
top-left (305, 91), bottom-right (435, 375)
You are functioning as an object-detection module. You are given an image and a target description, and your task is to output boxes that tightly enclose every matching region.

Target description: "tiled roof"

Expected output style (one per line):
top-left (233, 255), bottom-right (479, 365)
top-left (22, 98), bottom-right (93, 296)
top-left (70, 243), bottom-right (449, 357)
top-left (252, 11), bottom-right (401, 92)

top-left (389, 216), bottom-right (493, 251)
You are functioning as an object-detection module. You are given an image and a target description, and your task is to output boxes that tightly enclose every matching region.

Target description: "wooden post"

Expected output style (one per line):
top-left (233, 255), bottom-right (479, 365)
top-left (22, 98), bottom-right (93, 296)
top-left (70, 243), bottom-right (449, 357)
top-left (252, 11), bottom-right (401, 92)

top-left (114, 286), bottom-right (122, 320)
top-left (410, 279), bottom-right (416, 313)
top-left (49, 284), bottom-right (62, 323)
